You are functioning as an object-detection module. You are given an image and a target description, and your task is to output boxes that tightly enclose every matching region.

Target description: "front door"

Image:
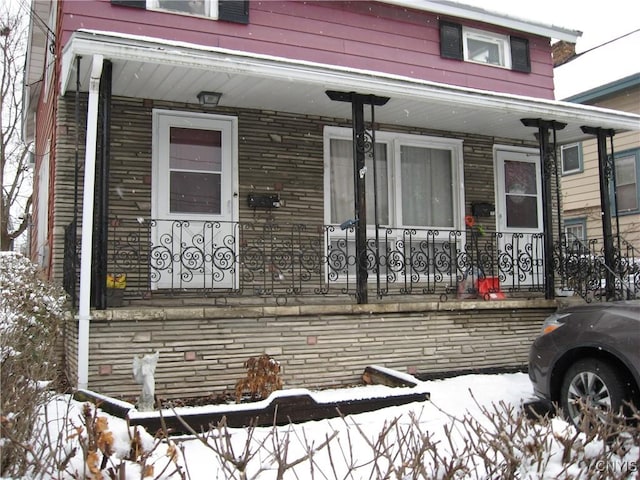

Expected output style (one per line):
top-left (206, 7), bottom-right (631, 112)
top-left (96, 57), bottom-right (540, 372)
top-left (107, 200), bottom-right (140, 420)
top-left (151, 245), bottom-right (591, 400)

top-left (495, 148), bottom-right (544, 289)
top-left (151, 110), bottom-right (238, 290)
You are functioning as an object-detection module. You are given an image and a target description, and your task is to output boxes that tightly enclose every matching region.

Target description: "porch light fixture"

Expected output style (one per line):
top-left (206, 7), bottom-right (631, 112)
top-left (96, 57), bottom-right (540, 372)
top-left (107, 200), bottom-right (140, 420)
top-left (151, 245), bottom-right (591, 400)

top-left (197, 91), bottom-right (222, 106)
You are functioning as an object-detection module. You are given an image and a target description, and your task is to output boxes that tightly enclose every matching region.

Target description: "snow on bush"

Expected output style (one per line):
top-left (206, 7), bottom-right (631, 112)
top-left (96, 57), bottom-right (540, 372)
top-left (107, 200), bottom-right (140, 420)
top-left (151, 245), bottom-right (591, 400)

top-left (1, 252), bottom-right (67, 477)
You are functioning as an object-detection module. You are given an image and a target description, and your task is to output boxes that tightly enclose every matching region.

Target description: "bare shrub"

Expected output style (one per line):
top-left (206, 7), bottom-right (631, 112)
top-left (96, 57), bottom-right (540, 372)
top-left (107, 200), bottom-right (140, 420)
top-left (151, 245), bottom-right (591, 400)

top-left (8, 388), bottom-right (640, 479)
top-left (235, 354), bottom-right (283, 403)
top-left (0, 252), bottom-right (67, 477)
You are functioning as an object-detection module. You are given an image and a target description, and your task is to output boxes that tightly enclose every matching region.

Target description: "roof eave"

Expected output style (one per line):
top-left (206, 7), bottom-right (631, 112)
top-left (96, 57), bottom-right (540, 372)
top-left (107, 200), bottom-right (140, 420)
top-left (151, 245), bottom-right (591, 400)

top-left (61, 31), bottom-right (639, 144)
top-left (379, 0), bottom-right (581, 42)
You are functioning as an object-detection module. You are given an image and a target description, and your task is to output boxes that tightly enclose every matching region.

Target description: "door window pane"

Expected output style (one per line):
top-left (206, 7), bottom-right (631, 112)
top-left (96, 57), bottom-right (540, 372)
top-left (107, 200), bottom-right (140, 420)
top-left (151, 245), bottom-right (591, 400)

top-left (400, 146), bottom-right (453, 227)
top-left (504, 160), bottom-right (538, 228)
top-left (170, 172), bottom-right (221, 214)
top-left (170, 128), bottom-right (221, 171)
top-left (329, 139), bottom-right (388, 225)
top-left (169, 127), bottom-right (222, 214)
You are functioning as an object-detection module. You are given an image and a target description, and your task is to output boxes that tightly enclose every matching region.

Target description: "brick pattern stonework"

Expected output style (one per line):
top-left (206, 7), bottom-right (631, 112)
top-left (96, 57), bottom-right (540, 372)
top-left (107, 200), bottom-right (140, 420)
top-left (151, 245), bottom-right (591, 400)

top-left (64, 300), bottom-right (555, 399)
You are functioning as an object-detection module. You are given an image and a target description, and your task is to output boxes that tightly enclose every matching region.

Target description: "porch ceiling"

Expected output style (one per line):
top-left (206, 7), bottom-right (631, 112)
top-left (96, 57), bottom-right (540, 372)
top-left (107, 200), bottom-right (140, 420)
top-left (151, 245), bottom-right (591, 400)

top-left (61, 30), bottom-right (639, 145)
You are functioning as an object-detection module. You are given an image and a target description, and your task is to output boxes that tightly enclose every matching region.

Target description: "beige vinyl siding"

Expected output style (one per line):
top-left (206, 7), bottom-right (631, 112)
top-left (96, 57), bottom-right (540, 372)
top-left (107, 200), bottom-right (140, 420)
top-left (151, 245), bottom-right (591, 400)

top-left (562, 84), bottom-right (640, 248)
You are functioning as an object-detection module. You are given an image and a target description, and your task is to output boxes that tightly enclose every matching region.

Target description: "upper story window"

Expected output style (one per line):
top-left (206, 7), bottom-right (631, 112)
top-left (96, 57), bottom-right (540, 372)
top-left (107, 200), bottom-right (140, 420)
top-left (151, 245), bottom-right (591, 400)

top-left (463, 28), bottom-right (509, 68)
top-left (613, 149), bottom-right (640, 214)
top-left (561, 143), bottom-right (582, 175)
top-left (111, 0), bottom-right (249, 24)
top-left (149, 0), bottom-right (216, 17)
top-left (440, 21), bottom-right (531, 73)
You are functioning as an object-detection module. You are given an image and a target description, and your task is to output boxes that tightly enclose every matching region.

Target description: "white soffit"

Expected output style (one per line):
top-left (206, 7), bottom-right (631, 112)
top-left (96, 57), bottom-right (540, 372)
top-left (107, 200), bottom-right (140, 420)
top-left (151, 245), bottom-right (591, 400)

top-left (61, 31), bottom-right (638, 144)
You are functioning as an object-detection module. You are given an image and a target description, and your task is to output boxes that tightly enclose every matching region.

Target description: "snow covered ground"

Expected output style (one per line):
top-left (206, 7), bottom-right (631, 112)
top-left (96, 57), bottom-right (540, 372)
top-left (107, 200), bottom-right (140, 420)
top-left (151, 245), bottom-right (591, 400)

top-left (35, 371), bottom-right (640, 479)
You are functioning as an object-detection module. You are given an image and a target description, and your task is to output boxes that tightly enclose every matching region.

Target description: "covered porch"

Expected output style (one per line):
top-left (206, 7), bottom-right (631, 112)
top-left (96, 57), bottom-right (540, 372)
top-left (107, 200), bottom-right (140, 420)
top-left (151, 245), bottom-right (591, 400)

top-left (56, 31), bottom-right (639, 394)
top-left (58, 31), bottom-right (639, 309)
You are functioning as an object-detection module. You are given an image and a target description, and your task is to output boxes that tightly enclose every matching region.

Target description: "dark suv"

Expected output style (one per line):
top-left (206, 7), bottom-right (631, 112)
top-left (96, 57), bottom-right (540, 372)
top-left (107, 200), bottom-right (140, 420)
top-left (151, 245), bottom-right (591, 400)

top-left (528, 300), bottom-right (640, 426)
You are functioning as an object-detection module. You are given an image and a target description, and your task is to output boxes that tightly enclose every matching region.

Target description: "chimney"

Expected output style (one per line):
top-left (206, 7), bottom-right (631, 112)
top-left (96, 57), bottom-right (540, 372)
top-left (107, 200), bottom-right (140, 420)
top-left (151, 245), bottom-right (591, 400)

top-left (552, 41), bottom-right (577, 67)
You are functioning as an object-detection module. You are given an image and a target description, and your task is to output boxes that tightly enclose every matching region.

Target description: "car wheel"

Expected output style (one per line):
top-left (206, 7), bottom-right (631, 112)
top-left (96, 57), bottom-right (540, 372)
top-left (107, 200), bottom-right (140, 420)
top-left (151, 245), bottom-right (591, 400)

top-left (560, 358), bottom-right (627, 428)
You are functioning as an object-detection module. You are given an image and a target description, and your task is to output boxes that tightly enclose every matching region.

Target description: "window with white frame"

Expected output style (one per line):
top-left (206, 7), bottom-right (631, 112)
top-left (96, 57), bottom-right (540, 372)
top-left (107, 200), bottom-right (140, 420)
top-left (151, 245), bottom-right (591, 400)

top-left (148, 0), bottom-right (218, 17)
top-left (614, 150), bottom-right (640, 214)
top-left (561, 143), bottom-right (582, 175)
top-left (325, 128), bottom-right (464, 280)
top-left (325, 127), bottom-right (464, 230)
top-left (463, 28), bottom-right (510, 68)
top-left (112, 0), bottom-right (249, 23)
top-left (439, 21), bottom-right (530, 72)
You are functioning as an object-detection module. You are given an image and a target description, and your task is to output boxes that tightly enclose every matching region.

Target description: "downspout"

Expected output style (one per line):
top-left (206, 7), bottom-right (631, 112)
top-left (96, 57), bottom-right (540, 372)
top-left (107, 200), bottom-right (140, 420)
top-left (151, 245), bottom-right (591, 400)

top-left (78, 54), bottom-right (104, 390)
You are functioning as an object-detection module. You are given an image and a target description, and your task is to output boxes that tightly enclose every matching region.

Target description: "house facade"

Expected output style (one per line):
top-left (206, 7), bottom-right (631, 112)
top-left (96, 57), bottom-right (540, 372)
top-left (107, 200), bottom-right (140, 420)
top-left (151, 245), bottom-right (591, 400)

top-left (24, 0), bottom-right (640, 399)
top-left (555, 32), bottom-right (640, 264)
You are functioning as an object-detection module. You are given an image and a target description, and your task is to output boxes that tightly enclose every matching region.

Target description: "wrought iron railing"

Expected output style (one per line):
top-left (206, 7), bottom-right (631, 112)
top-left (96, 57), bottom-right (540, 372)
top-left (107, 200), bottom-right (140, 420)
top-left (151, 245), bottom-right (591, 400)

top-left (555, 233), bottom-right (640, 302)
top-left (93, 218), bottom-right (550, 303)
top-left (60, 218), bottom-right (640, 306)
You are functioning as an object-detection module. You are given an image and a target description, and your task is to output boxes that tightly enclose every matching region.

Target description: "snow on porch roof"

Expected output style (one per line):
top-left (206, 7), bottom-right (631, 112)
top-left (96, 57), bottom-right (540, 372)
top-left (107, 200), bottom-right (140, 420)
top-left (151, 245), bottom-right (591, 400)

top-left (61, 30), bottom-right (639, 145)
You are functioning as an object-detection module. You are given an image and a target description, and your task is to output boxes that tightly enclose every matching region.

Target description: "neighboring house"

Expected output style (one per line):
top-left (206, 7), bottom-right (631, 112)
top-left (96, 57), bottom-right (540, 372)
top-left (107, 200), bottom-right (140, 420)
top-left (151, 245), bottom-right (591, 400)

top-left (554, 31), bottom-right (640, 260)
top-left (23, 0), bottom-right (640, 399)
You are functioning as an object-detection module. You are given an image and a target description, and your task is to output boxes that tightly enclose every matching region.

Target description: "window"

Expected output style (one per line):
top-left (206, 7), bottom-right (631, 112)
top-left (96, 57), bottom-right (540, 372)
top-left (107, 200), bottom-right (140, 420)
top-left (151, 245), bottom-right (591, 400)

top-left (168, 127), bottom-right (222, 214)
top-left (325, 128), bottom-right (464, 230)
top-left (564, 218), bottom-right (586, 242)
top-left (561, 143), bottom-right (582, 175)
top-left (111, 0), bottom-right (249, 23)
top-left (149, 0), bottom-right (216, 17)
top-left (329, 139), bottom-right (389, 225)
top-left (564, 218), bottom-right (588, 255)
top-left (439, 21), bottom-right (530, 73)
top-left (36, 152), bottom-right (50, 268)
top-left (614, 150), bottom-right (640, 214)
top-left (463, 28), bottom-right (509, 68)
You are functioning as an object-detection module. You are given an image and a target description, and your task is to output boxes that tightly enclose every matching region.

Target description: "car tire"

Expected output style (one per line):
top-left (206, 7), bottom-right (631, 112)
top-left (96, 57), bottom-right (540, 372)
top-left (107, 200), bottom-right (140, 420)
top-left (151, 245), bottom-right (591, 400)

top-left (560, 358), bottom-right (628, 428)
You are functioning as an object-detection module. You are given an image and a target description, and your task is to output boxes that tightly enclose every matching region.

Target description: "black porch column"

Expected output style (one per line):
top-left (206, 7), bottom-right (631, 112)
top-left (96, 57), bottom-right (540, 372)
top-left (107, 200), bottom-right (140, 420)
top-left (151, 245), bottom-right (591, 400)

top-left (521, 118), bottom-right (566, 299)
top-left (93, 60), bottom-right (113, 309)
top-left (581, 126), bottom-right (617, 300)
top-left (326, 90), bottom-right (389, 304)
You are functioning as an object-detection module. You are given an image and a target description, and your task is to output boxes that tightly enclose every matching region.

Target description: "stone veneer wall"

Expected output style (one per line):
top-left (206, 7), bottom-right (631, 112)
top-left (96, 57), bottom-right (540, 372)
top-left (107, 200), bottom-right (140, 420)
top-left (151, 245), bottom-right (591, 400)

top-left (64, 299), bottom-right (555, 400)
top-left (51, 95), bottom-right (545, 287)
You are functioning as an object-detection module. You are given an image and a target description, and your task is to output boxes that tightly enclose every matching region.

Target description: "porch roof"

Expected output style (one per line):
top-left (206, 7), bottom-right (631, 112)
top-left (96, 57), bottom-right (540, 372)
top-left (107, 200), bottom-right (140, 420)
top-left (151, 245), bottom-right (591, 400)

top-left (61, 30), bottom-right (639, 145)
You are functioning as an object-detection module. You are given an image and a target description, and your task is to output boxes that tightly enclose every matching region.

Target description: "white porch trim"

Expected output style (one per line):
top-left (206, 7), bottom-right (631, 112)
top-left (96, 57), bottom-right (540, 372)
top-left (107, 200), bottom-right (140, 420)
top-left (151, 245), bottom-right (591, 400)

top-left (77, 54), bottom-right (104, 390)
top-left (60, 30), bottom-right (639, 146)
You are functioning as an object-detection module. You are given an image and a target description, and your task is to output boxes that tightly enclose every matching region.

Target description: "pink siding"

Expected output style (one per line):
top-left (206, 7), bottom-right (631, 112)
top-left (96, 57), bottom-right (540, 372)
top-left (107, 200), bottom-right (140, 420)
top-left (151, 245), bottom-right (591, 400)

top-left (59, 0), bottom-right (555, 99)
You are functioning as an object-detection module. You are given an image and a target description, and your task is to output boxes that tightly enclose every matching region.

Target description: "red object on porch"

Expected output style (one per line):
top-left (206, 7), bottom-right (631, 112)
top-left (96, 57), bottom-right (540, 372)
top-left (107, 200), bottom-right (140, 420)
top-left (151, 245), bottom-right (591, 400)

top-left (477, 277), bottom-right (505, 300)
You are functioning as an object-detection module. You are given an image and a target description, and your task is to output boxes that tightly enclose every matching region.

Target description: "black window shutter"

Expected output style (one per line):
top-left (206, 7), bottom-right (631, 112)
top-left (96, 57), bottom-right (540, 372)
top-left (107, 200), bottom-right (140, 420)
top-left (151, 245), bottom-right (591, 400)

top-left (510, 36), bottom-right (531, 73)
top-left (440, 21), bottom-right (463, 60)
top-left (219, 0), bottom-right (249, 24)
top-left (111, 0), bottom-right (146, 8)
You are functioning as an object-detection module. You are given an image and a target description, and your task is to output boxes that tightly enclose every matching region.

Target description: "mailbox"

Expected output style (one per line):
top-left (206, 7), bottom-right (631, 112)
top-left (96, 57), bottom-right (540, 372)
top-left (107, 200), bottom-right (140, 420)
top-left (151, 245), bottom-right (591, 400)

top-left (248, 193), bottom-right (281, 209)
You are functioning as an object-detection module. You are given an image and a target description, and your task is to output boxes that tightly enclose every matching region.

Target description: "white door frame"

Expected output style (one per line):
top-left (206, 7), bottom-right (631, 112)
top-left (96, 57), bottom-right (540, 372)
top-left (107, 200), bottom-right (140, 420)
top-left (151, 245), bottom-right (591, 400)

top-left (494, 145), bottom-right (544, 287)
top-left (151, 109), bottom-right (239, 289)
